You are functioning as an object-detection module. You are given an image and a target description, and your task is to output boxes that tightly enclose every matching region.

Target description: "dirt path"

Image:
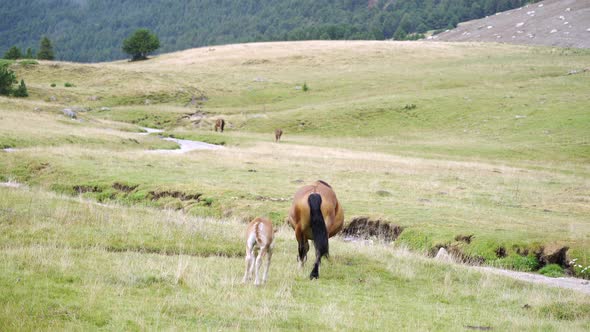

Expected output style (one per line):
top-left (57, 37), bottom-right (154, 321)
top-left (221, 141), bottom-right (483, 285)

top-left (158, 137), bottom-right (223, 153)
top-left (474, 266), bottom-right (590, 295)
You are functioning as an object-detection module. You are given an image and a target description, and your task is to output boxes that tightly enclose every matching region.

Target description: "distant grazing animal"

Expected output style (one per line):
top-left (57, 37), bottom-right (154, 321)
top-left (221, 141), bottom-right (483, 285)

top-left (214, 119), bottom-right (225, 132)
top-left (274, 128), bottom-right (283, 142)
top-left (288, 180), bottom-right (344, 279)
top-left (243, 217), bottom-right (276, 285)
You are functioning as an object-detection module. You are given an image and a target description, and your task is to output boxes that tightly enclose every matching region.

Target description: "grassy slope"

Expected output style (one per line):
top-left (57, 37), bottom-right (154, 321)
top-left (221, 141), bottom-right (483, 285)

top-left (1, 186), bottom-right (589, 330)
top-left (0, 41), bottom-right (589, 276)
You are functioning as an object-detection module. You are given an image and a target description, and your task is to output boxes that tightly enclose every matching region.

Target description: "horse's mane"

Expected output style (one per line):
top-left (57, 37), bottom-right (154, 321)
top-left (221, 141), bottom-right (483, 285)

top-left (317, 180), bottom-right (332, 188)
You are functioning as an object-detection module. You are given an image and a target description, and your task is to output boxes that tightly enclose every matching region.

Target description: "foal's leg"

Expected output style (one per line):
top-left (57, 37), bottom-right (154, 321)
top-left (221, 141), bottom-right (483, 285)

top-left (254, 247), bottom-right (268, 285)
top-left (262, 247), bottom-right (273, 283)
top-left (242, 242), bottom-right (254, 283)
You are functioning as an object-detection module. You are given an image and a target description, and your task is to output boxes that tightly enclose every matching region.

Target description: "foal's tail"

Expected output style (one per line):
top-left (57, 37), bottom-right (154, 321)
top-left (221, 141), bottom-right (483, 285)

top-left (308, 193), bottom-right (329, 259)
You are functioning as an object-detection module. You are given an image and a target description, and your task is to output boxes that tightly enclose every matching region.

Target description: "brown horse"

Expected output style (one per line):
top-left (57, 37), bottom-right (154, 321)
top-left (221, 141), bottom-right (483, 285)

top-left (288, 180), bottom-right (344, 279)
top-left (214, 119), bottom-right (225, 132)
top-left (274, 128), bottom-right (283, 142)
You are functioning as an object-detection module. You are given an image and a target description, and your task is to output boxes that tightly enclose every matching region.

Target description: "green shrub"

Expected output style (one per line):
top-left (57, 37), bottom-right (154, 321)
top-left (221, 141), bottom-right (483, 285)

top-left (493, 254), bottom-right (540, 272)
top-left (50, 83), bottom-right (56, 87)
top-left (0, 64), bottom-right (16, 96)
top-left (64, 82), bottom-right (75, 87)
top-left (538, 264), bottom-right (564, 277)
top-left (18, 59), bottom-right (38, 66)
top-left (200, 197), bottom-right (214, 206)
top-left (302, 82), bottom-right (309, 92)
top-left (0, 59), bottom-right (15, 67)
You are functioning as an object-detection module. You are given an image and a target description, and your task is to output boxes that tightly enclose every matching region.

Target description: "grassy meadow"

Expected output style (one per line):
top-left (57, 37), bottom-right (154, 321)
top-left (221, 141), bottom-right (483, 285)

top-left (1, 40), bottom-right (589, 329)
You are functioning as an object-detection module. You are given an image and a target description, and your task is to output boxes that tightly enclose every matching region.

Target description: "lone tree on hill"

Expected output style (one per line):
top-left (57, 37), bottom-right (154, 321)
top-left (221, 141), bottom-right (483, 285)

top-left (122, 29), bottom-right (160, 61)
top-left (0, 65), bottom-right (17, 96)
top-left (4, 46), bottom-right (22, 60)
top-left (37, 37), bottom-right (55, 60)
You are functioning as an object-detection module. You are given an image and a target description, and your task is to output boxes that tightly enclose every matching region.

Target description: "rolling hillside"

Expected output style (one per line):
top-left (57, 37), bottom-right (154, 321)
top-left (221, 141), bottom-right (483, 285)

top-left (1, 0), bottom-right (537, 62)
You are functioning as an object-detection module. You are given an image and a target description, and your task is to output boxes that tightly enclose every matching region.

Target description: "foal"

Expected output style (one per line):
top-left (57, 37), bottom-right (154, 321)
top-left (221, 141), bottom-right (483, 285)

top-left (242, 217), bottom-right (275, 285)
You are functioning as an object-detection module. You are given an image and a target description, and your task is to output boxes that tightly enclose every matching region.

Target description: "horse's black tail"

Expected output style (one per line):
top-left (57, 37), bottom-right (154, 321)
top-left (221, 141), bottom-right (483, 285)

top-left (308, 193), bottom-right (329, 259)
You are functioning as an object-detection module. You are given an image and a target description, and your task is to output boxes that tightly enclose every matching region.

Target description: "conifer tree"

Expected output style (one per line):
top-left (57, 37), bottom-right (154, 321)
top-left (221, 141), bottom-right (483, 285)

top-left (0, 65), bottom-right (16, 96)
top-left (13, 79), bottom-right (28, 97)
top-left (37, 37), bottom-right (55, 60)
top-left (25, 48), bottom-right (35, 59)
top-left (3, 46), bottom-right (22, 60)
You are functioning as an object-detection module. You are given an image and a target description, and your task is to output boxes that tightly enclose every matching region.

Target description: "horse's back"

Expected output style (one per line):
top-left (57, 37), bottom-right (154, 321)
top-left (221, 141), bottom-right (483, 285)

top-left (289, 181), bottom-right (343, 238)
top-left (247, 217), bottom-right (274, 246)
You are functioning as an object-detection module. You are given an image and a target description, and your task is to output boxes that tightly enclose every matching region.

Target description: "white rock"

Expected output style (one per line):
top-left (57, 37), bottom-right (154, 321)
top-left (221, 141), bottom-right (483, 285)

top-left (435, 248), bottom-right (454, 263)
top-left (516, 22), bottom-right (524, 28)
top-left (550, 29), bottom-right (557, 34)
top-left (538, 4), bottom-right (543, 7)
top-left (515, 115), bottom-right (526, 119)
top-left (487, 25), bottom-right (493, 29)
top-left (559, 15), bottom-right (565, 20)
top-left (565, 8), bottom-right (571, 12)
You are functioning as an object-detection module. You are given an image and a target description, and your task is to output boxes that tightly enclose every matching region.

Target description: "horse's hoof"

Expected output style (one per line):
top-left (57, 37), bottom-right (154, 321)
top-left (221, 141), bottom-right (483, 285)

top-left (309, 272), bottom-right (319, 280)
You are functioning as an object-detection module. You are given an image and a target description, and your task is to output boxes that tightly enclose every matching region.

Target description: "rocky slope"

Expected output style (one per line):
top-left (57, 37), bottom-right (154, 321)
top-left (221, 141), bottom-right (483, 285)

top-left (431, 0), bottom-right (590, 48)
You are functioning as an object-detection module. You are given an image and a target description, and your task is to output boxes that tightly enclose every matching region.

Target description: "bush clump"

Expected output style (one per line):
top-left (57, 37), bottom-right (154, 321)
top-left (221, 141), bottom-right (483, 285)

top-left (538, 264), bottom-right (564, 277)
top-left (493, 254), bottom-right (540, 272)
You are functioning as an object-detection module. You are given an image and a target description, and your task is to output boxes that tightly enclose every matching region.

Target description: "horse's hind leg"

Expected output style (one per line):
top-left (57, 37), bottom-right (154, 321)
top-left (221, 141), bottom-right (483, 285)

top-left (296, 228), bottom-right (309, 268)
top-left (310, 245), bottom-right (322, 279)
top-left (297, 240), bottom-right (309, 269)
top-left (254, 247), bottom-right (268, 286)
top-left (242, 249), bottom-right (254, 283)
top-left (242, 235), bottom-right (255, 283)
top-left (262, 247), bottom-right (272, 284)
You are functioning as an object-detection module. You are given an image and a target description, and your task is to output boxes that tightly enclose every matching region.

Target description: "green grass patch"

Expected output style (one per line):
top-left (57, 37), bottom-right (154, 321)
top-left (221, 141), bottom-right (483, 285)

top-left (1, 186), bottom-right (589, 330)
top-left (538, 264), bottom-right (565, 278)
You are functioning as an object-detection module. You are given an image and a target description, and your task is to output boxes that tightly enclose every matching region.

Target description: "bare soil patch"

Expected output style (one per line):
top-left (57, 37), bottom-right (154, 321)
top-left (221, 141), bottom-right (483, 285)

top-left (342, 217), bottom-right (403, 242)
top-left (148, 190), bottom-right (202, 201)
